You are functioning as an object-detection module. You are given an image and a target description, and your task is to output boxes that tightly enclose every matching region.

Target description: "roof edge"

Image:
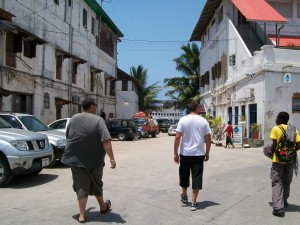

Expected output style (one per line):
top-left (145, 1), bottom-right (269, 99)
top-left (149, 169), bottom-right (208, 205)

top-left (84, 0), bottom-right (124, 37)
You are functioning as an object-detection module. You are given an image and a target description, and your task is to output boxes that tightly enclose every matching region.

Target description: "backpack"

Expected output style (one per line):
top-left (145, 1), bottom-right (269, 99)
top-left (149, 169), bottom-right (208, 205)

top-left (275, 125), bottom-right (297, 163)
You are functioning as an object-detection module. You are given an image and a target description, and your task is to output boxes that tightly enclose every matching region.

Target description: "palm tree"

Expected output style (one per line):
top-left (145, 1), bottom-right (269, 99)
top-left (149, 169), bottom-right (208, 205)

top-left (130, 65), bottom-right (161, 111)
top-left (164, 42), bottom-right (200, 109)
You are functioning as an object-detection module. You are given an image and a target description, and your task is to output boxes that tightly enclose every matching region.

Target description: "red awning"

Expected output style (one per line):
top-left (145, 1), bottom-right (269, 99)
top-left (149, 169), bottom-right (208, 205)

top-left (231, 0), bottom-right (287, 23)
top-left (269, 35), bottom-right (300, 47)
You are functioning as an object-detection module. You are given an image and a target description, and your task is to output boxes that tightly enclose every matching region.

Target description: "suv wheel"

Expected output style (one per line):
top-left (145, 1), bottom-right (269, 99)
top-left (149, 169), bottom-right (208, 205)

top-left (117, 133), bottom-right (126, 141)
top-left (27, 169), bottom-right (43, 176)
top-left (0, 155), bottom-right (14, 187)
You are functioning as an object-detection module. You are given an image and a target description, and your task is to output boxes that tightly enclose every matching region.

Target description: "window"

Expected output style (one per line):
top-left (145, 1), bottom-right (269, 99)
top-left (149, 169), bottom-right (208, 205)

top-left (90, 71), bottom-right (94, 92)
top-left (11, 94), bottom-right (33, 114)
top-left (110, 80), bottom-right (115, 96)
top-left (44, 93), bottom-right (50, 109)
top-left (68, 0), bottom-right (72, 7)
top-left (83, 8), bottom-right (87, 28)
top-left (91, 17), bottom-right (95, 35)
top-left (105, 78), bottom-right (108, 95)
top-left (292, 93), bottom-right (300, 112)
top-left (56, 55), bottom-right (63, 79)
top-left (122, 80), bottom-right (128, 91)
top-left (54, 0), bottom-right (59, 5)
top-left (72, 62), bottom-right (78, 84)
top-left (23, 41), bottom-right (36, 58)
top-left (6, 32), bottom-right (17, 67)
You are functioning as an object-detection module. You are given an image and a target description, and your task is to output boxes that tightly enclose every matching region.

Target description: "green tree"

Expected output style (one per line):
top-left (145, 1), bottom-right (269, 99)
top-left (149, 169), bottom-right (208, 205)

top-left (130, 65), bottom-right (161, 111)
top-left (164, 42), bottom-right (200, 109)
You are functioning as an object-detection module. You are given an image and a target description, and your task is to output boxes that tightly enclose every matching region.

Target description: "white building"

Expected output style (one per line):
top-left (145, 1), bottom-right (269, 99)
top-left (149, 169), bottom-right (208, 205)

top-left (190, 0), bottom-right (300, 140)
top-left (115, 68), bottom-right (140, 119)
top-left (0, 0), bottom-right (123, 124)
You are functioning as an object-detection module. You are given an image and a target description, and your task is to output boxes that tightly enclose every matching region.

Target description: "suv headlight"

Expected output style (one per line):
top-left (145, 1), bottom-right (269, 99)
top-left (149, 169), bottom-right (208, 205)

top-left (57, 139), bottom-right (66, 147)
top-left (11, 140), bottom-right (29, 151)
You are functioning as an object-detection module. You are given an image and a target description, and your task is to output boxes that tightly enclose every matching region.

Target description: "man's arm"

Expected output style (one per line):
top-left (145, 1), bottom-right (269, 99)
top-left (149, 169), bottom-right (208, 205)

top-left (174, 132), bottom-right (182, 164)
top-left (205, 133), bottom-right (211, 161)
top-left (103, 140), bottom-right (116, 168)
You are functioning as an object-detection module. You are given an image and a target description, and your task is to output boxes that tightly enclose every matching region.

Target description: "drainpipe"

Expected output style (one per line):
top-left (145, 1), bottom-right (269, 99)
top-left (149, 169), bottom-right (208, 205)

top-left (277, 24), bottom-right (284, 48)
top-left (68, 4), bottom-right (73, 117)
top-left (1, 30), bottom-right (4, 88)
top-left (275, 23), bottom-right (278, 47)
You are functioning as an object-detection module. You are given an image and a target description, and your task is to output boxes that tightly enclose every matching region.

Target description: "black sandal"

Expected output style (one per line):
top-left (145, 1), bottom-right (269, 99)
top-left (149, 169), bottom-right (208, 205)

top-left (101, 200), bottom-right (111, 214)
top-left (76, 215), bottom-right (86, 223)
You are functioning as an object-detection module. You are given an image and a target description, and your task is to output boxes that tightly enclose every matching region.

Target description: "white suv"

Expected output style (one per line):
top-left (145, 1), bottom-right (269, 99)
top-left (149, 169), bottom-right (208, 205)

top-left (0, 118), bottom-right (53, 187)
top-left (0, 113), bottom-right (66, 167)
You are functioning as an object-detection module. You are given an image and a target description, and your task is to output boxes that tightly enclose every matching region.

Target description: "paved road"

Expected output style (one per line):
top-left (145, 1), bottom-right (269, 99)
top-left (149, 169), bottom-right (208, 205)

top-left (1, 133), bottom-right (300, 225)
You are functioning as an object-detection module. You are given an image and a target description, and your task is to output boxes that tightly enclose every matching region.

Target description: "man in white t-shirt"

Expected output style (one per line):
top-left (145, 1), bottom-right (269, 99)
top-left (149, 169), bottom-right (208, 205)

top-left (174, 101), bottom-right (211, 211)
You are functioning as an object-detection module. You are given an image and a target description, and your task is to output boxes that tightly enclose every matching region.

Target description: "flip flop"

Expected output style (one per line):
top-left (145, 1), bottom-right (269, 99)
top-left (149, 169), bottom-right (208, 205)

top-left (76, 215), bottom-right (86, 223)
top-left (101, 200), bottom-right (111, 214)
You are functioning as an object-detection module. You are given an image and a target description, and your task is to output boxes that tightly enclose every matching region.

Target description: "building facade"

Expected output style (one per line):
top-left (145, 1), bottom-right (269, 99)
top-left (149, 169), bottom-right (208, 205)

top-left (0, 0), bottom-right (123, 124)
top-left (115, 68), bottom-right (140, 119)
top-left (191, 0), bottom-right (300, 140)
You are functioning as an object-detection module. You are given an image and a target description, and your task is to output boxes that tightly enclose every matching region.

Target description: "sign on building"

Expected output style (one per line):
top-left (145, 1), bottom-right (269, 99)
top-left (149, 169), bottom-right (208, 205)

top-left (232, 125), bottom-right (243, 145)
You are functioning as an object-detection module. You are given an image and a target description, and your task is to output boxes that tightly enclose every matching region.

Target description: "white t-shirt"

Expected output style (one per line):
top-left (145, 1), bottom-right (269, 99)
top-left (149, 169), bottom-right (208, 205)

top-left (176, 114), bottom-right (211, 156)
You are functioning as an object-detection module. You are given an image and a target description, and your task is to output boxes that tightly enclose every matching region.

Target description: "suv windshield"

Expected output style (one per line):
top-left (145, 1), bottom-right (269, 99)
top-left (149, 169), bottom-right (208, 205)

top-left (18, 116), bottom-right (49, 132)
top-left (0, 118), bottom-right (13, 128)
top-left (133, 119), bottom-right (147, 126)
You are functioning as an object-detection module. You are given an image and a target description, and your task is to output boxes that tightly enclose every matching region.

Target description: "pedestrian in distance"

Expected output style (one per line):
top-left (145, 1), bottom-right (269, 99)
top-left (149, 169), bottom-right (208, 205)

top-left (61, 97), bottom-right (116, 223)
top-left (223, 121), bottom-right (234, 148)
top-left (173, 100), bottom-right (212, 211)
top-left (269, 111), bottom-right (300, 217)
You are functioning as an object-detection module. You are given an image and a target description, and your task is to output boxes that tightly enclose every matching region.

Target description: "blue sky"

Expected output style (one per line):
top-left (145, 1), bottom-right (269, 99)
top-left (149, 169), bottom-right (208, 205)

top-left (99, 0), bottom-right (205, 99)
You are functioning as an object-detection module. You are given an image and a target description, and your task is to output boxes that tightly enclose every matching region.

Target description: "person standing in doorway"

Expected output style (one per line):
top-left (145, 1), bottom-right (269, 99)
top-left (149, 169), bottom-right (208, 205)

top-left (174, 100), bottom-right (211, 211)
top-left (62, 97), bottom-right (116, 223)
top-left (223, 121), bottom-right (234, 148)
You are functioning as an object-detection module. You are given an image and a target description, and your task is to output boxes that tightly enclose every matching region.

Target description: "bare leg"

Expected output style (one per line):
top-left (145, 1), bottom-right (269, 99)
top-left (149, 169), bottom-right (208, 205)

top-left (182, 187), bottom-right (187, 196)
top-left (191, 189), bottom-right (199, 203)
top-left (78, 198), bottom-right (88, 222)
top-left (95, 195), bottom-right (108, 211)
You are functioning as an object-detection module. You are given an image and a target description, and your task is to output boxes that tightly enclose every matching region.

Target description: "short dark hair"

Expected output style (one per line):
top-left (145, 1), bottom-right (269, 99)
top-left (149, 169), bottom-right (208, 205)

top-left (82, 97), bottom-right (96, 110)
top-left (228, 121), bottom-right (232, 124)
top-left (187, 100), bottom-right (198, 113)
top-left (277, 111), bottom-right (289, 124)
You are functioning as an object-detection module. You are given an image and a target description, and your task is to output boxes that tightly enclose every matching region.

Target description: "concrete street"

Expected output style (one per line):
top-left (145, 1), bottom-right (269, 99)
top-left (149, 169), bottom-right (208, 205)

top-left (0, 133), bottom-right (300, 225)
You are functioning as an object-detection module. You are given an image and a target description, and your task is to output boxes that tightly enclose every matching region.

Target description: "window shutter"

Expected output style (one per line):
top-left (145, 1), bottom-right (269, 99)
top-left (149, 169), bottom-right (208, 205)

top-left (14, 34), bottom-right (22, 53)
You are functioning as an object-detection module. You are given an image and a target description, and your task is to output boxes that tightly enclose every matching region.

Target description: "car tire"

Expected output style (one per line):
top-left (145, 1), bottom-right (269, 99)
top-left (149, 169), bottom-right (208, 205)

top-left (27, 169), bottom-right (43, 176)
top-left (151, 132), bottom-right (156, 138)
top-left (117, 133), bottom-right (126, 141)
top-left (137, 132), bottom-right (142, 139)
top-left (0, 155), bottom-right (14, 187)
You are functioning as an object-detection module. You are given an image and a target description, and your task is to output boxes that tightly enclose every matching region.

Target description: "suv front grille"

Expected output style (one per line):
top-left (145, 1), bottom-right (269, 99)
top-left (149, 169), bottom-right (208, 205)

top-left (27, 139), bottom-right (47, 150)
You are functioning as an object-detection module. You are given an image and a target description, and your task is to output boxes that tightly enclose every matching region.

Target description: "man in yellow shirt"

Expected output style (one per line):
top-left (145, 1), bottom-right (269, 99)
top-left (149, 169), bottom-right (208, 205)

top-left (270, 112), bottom-right (300, 217)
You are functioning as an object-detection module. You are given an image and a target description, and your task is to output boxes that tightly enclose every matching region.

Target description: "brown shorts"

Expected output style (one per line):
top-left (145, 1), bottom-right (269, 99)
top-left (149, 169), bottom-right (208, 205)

top-left (71, 165), bottom-right (104, 200)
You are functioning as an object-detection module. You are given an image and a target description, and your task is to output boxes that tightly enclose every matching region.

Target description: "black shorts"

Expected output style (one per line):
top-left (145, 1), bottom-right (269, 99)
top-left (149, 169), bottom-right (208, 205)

top-left (226, 136), bottom-right (233, 145)
top-left (179, 154), bottom-right (205, 189)
top-left (71, 165), bottom-right (104, 200)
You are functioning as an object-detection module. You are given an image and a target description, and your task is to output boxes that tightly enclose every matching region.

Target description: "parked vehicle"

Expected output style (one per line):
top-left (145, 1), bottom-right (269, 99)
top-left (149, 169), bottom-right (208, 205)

top-left (48, 118), bottom-right (71, 133)
top-left (157, 118), bottom-right (172, 133)
top-left (0, 113), bottom-right (66, 167)
top-left (107, 118), bottom-right (137, 141)
top-left (0, 118), bottom-right (54, 187)
top-left (132, 112), bottom-right (159, 138)
top-left (168, 124), bottom-right (177, 136)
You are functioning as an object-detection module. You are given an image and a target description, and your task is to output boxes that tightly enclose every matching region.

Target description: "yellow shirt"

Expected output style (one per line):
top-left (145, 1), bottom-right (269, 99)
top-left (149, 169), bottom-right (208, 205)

top-left (270, 124), bottom-right (300, 163)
